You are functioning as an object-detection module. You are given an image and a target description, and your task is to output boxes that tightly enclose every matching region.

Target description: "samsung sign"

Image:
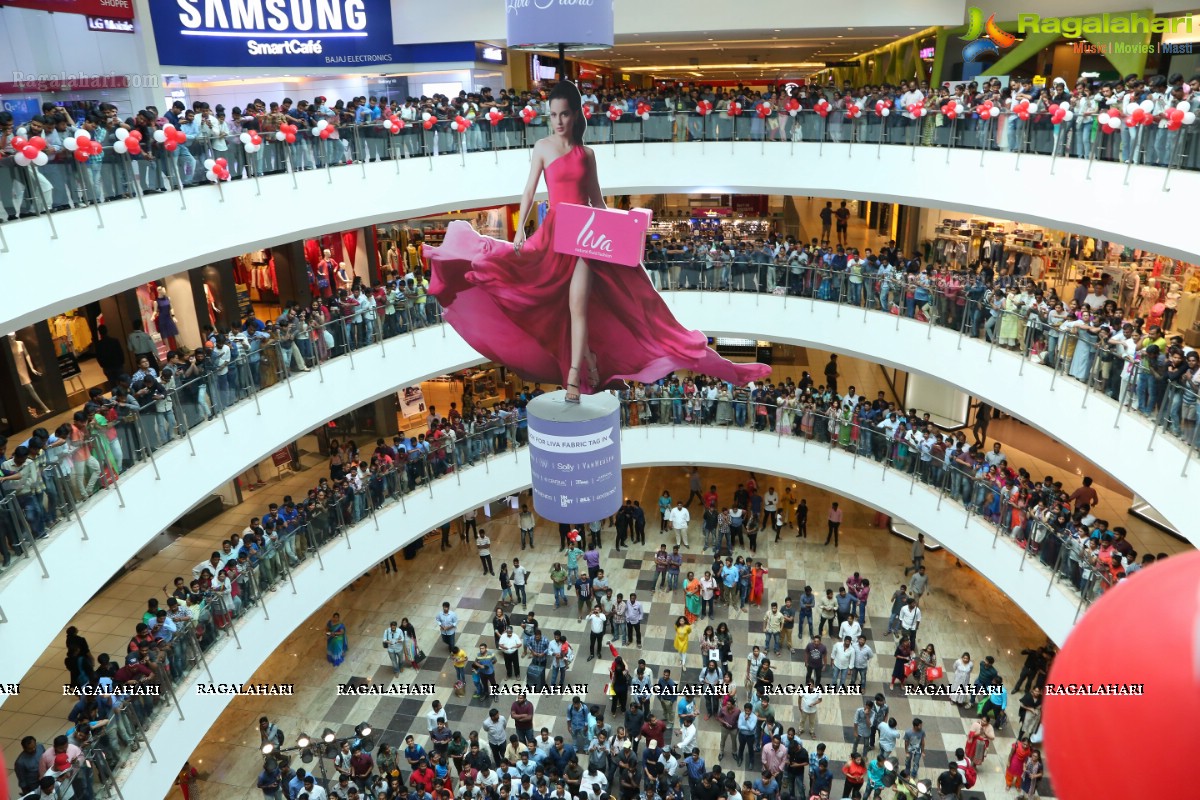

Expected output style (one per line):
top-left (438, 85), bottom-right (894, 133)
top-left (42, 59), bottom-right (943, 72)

top-left (149, 0), bottom-right (474, 68)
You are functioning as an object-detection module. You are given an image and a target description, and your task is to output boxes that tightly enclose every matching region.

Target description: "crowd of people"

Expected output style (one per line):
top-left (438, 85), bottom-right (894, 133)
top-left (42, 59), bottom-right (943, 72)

top-left (4, 68), bottom-right (1200, 217)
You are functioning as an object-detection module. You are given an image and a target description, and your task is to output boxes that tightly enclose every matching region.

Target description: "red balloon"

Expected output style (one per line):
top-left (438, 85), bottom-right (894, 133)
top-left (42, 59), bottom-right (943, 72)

top-left (128, 130), bottom-right (142, 141)
top-left (127, 141), bottom-right (142, 155)
top-left (74, 149), bottom-right (89, 162)
top-left (28, 135), bottom-right (46, 151)
top-left (423, 118), bottom-right (436, 130)
top-left (21, 145), bottom-right (38, 159)
top-left (1043, 551), bottom-right (1200, 800)
top-left (286, 133), bottom-right (297, 143)
top-left (11, 136), bottom-right (26, 150)
top-left (165, 141), bottom-right (178, 151)
top-left (215, 158), bottom-right (227, 168)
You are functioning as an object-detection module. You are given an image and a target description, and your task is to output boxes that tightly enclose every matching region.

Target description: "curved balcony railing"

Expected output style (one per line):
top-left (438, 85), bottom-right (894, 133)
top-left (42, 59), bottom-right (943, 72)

top-left (3, 109), bottom-right (1197, 230)
top-left (87, 416), bottom-right (1092, 800)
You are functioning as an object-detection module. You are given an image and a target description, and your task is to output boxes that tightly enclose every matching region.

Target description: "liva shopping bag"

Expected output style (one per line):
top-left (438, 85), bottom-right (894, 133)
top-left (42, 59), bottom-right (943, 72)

top-left (553, 204), bottom-right (652, 267)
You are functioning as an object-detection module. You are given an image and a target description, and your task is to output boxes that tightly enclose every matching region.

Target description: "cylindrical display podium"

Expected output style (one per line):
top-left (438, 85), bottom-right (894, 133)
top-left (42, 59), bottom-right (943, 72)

top-left (527, 391), bottom-right (621, 524)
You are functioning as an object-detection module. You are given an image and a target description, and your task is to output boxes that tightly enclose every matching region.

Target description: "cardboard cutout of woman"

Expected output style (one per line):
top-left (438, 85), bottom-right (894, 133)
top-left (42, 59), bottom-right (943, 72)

top-left (428, 81), bottom-right (770, 402)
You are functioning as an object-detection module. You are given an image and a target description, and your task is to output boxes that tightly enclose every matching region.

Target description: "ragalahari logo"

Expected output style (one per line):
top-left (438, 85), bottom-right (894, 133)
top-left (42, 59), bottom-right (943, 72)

top-left (961, 7), bottom-right (1017, 62)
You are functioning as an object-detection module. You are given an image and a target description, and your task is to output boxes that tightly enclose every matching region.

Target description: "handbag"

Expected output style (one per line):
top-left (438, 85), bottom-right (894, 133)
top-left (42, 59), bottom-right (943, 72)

top-left (412, 648), bottom-right (426, 667)
top-left (925, 665), bottom-right (944, 681)
top-left (903, 658), bottom-right (917, 677)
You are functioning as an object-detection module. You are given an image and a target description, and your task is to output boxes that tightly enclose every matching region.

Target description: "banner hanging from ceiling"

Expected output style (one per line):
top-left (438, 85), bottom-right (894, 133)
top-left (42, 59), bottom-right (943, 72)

top-left (505, 0), bottom-right (614, 51)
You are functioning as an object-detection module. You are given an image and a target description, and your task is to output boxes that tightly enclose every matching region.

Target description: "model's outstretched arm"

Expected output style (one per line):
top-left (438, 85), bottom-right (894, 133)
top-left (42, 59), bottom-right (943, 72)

top-left (513, 147), bottom-right (546, 251)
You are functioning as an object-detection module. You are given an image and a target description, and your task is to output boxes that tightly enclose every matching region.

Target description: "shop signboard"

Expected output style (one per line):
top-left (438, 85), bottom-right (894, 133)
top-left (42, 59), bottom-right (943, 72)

top-left (1, 97), bottom-right (42, 120)
top-left (147, 0), bottom-right (473, 69)
top-left (527, 394), bottom-right (621, 524)
top-left (1, 0), bottom-right (134, 20)
top-left (85, 15), bottom-right (135, 33)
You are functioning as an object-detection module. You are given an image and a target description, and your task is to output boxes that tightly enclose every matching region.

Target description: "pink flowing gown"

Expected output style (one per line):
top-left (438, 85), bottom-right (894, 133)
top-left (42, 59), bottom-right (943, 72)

top-left (427, 145), bottom-right (771, 392)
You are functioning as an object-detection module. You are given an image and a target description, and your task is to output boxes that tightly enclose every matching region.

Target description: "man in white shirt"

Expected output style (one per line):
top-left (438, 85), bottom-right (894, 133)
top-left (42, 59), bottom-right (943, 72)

top-left (677, 716), bottom-right (698, 753)
top-left (831, 636), bottom-right (856, 688)
top-left (498, 626), bottom-right (524, 679)
top-left (900, 80), bottom-right (925, 144)
top-left (798, 688), bottom-right (822, 735)
top-left (586, 606), bottom-right (607, 662)
top-left (983, 442), bottom-right (1007, 468)
top-left (511, 558), bottom-right (530, 609)
top-left (426, 699), bottom-right (448, 732)
top-left (838, 613), bottom-right (862, 642)
top-left (580, 766), bottom-right (608, 797)
top-left (300, 774), bottom-right (329, 800)
top-left (668, 501), bottom-right (691, 548)
top-left (897, 599), bottom-right (922, 646)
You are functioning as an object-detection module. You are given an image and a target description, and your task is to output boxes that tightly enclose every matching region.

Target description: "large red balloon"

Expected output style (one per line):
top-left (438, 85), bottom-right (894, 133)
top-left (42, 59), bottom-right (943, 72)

top-left (1042, 550), bottom-right (1200, 800)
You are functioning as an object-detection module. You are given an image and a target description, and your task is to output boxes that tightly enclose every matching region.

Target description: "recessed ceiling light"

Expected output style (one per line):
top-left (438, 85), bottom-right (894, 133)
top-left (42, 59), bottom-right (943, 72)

top-left (837, 35), bottom-right (844, 38)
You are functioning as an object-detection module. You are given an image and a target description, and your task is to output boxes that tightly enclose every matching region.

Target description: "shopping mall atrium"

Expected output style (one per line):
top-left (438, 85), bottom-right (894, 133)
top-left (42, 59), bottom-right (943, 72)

top-left (0, 1), bottom-right (1196, 798)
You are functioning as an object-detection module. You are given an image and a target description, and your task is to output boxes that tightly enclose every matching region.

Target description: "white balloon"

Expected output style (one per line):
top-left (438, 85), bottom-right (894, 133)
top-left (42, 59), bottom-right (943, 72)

top-left (113, 140), bottom-right (128, 154)
top-left (1098, 113), bottom-right (1110, 125)
top-left (641, 112), bottom-right (649, 121)
top-left (1140, 99), bottom-right (1154, 113)
top-left (206, 170), bottom-right (217, 182)
top-left (311, 127), bottom-right (321, 137)
top-left (920, 108), bottom-right (928, 116)
top-left (1177, 101), bottom-right (1191, 113)
top-left (421, 112), bottom-right (432, 122)
top-left (245, 143), bottom-right (259, 153)
top-left (761, 102), bottom-right (771, 111)
top-left (1063, 110), bottom-right (1074, 122)
top-left (204, 158), bottom-right (216, 169)
top-left (16, 127), bottom-right (26, 137)
top-left (1110, 117), bottom-right (1123, 128)
top-left (114, 128), bottom-right (129, 140)
top-left (33, 151), bottom-right (48, 166)
top-left (239, 132), bottom-right (252, 144)
top-left (74, 129), bottom-right (91, 141)
top-left (316, 119), bottom-right (329, 130)
top-left (14, 153), bottom-right (29, 167)
top-left (275, 131), bottom-right (286, 141)
top-left (63, 137), bottom-right (78, 151)
top-left (153, 130), bottom-right (167, 143)
top-left (789, 109), bottom-right (798, 117)
top-left (954, 103), bottom-right (964, 114)
top-left (881, 107), bottom-right (890, 117)
top-left (1184, 111), bottom-right (1197, 125)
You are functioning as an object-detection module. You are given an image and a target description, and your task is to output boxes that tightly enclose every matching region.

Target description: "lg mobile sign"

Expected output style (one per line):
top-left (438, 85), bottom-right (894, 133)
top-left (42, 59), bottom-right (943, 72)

top-left (149, 0), bottom-right (467, 68)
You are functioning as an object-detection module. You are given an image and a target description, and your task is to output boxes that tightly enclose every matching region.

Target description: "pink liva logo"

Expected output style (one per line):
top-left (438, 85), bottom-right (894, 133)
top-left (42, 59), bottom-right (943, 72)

top-left (576, 211), bottom-right (615, 255)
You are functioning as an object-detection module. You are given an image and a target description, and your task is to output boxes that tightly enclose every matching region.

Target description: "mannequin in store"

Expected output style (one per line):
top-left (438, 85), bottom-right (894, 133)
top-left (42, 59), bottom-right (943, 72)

top-left (7, 333), bottom-right (51, 416)
top-left (203, 283), bottom-right (221, 327)
top-left (315, 248), bottom-right (335, 299)
top-left (1164, 283), bottom-right (1182, 330)
top-left (334, 261), bottom-right (352, 293)
top-left (153, 286), bottom-right (180, 350)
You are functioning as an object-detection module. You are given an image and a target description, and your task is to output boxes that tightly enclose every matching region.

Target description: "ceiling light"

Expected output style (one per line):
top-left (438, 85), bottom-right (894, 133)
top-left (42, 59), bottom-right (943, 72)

top-left (322, 728), bottom-right (336, 744)
top-left (773, 29), bottom-right (780, 32)
top-left (261, 742), bottom-right (275, 755)
top-left (297, 733), bottom-right (311, 748)
top-left (356, 722), bottom-right (374, 738)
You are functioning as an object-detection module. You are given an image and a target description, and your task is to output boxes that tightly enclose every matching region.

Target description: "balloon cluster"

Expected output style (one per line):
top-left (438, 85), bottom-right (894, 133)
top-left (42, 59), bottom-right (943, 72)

top-left (814, 99), bottom-right (831, 118)
top-left (1011, 98), bottom-right (1032, 121)
top-left (154, 123), bottom-right (188, 151)
top-left (421, 112), bottom-right (437, 131)
top-left (63, 129), bottom-right (104, 162)
top-left (11, 132), bottom-right (50, 166)
top-left (636, 102), bottom-right (651, 121)
top-left (311, 119), bottom-right (336, 139)
top-left (451, 115), bottom-right (472, 133)
top-left (203, 157), bottom-right (231, 182)
top-left (936, 100), bottom-right (964, 119)
top-left (274, 123), bottom-right (299, 143)
top-left (844, 102), bottom-right (861, 120)
top-left (784, 98), bottom-right (800, 117)
top-left (1047, 102), bottom-right (1074, 125)
top-left (239, 130), bottom-right (263, 154)
top-left (385, 115), bottom-right (405, 134)
top-left (1164, 100), bottom-right (1196, 130)
top-left (582, 105), bottom-right (592, 120)
top-left (756, 101), bottom-right (772, 119)
top-left (111, 128), bottom-right (144, 156)
top-left (486, 108), bottom-right (504, 126)
top-left (1097, 111), bottom-right (1123, 135)
top-left (1124, 99), bottom-right (1162, 129)
top-left (695, 100), bottom-right (713, 116)
top-left (727, 100), bottom-right (743, 117)
top-left (607, 104), bottom-right (623, 122)
top-left (907, 101), bottom-right (927, 118)
top-left (520, 105), bottom-right (538, 124)
top-left (974, 100), bottom-right (999, 120)
top-left (874, 99), bottom-right (891, 118)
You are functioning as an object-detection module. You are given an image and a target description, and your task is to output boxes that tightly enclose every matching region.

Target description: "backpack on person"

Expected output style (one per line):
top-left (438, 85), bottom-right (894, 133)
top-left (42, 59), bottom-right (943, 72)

top-left (959, 760), bottom-right (977, 789)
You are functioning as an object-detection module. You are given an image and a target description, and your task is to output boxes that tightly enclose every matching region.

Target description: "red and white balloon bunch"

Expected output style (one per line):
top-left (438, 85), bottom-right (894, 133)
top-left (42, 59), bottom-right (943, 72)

top-left (636, 102), bottom-right (651, 121)
top-left (1164, 100), bottom-right (1196, 130)
top-left (1046, 102), bottom-right (1074, 125)
top-left (907, 101), bottom-right (927, 118)
top-left (1096, 110), bottom-right (1123, 135)
top-left (582, 105), bottom-right (592, 120)
top-left (520, 105), bottom-right (538, 125)
top-left (756, 101), bottom-right (772, 118)
top-left (814, 98), bottom-right (831, 118)
top-left (1010, 98), bottom-right (1032, 121)
top-left (695, 100), bottom-right (713, 116)
top-left (385, 115), bottom-right (405, 134)
top-left (62, 129), bottom-right (104, 163)
top-left (784, 97), bottom-right (800, 117)
top-left (154, 123), bottom-right (188, 151)
top-left (844, 102), bottom-right (862, 120)
top-left (421, 112), bottom-right (436, 131)
top-left (275, 123), bottom-right (299, 143)
top-left (607, 104), bottom-right (623, 122)
top-left (111, 127), bottom-right (144, 156)
top-left (486, 108), bottom-right (504, 126)
top-left (239, 130), bottom-right (263, 154)
top-left (936, 100), bottom-right (964, 119)
top-left (451, 115), bottom-right (472, 133)
top-left (11, 132), bottom-right (50, 166)
top-left (874, 99), bottom-right (891, 118)
top-left (311, 119), bottom-right (336, 139)
top-left (203, 157), bottom-right (231, 182)
top-left (974, 100), bottom-right (998, 120)
top-left (727, 100), bottom-right (743, 117)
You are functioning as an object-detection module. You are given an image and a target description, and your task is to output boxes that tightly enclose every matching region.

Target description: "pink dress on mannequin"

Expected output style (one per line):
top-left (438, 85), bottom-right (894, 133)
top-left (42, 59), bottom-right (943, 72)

top-left (427, 144), bottom-right (771, 391)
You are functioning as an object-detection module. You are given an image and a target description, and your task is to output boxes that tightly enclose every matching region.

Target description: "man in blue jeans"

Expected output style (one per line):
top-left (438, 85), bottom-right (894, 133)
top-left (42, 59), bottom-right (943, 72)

top-left (1136, 345), bottom-right (1166, 415)
top-left (2, 445), bottom-right (48, 539)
